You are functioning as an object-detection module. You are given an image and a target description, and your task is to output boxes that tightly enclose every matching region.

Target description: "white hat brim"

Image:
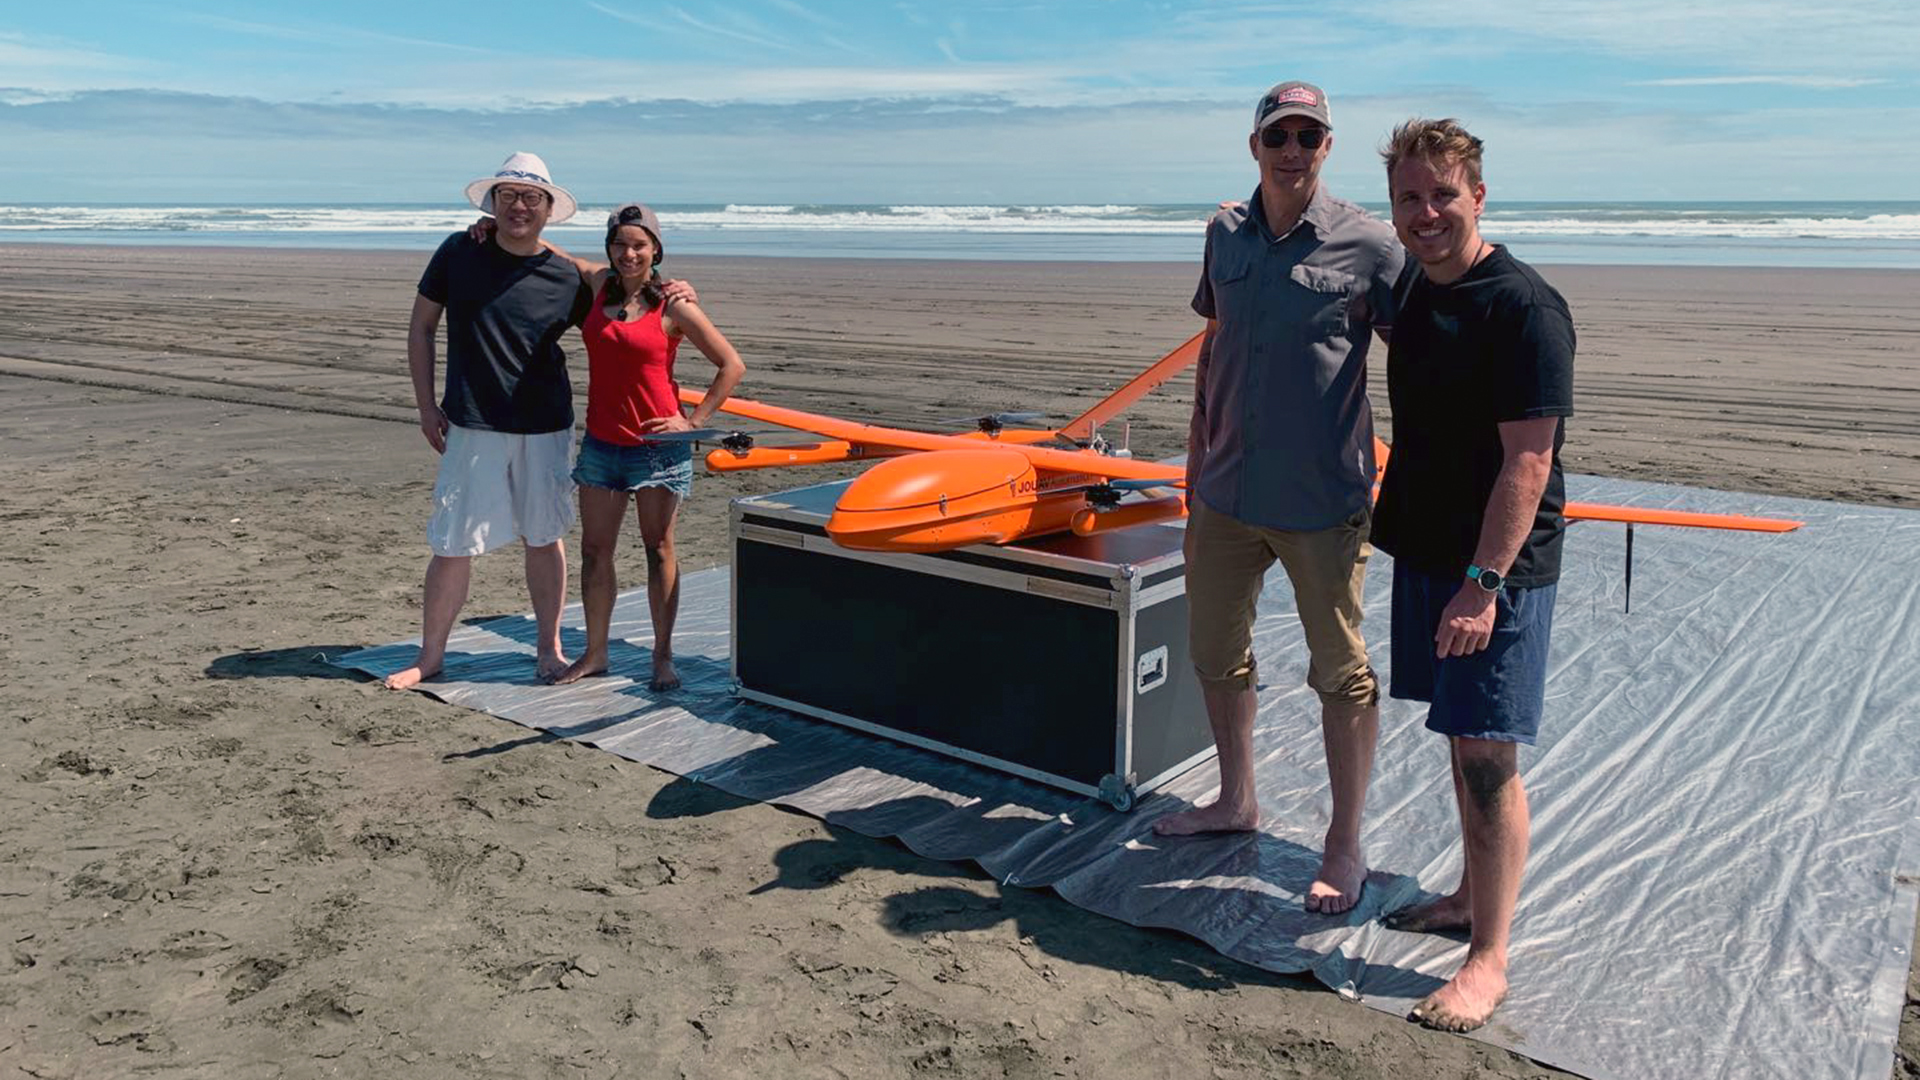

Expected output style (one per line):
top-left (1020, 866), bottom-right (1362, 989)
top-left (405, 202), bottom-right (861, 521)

top-left (465, 176), bottom-right (578, 225)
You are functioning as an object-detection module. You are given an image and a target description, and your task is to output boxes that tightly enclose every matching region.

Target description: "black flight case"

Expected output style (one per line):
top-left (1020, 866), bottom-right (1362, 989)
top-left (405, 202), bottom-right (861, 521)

top-left (728, 479), bottom-right (1214, 810)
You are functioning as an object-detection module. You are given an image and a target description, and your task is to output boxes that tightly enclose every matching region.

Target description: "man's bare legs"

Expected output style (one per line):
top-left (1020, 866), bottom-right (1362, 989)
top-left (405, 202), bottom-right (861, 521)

top-left (633, 487), bottom-right (684, 691)
top-left (1153, 681), bottom-right (1261, 835)
top-left (525, 538), bottom-right (569, 681)
top-left (1409, 736), bottom-right (1528, 1033)
top-left (551, 487), bottom-right (628, 685)
top-left (1307, 699), bottom-right (1379, 914)
top-left (1386, 740), bottom-right (1475, 932)
top-left (384, 554), bottom-right (473, 690)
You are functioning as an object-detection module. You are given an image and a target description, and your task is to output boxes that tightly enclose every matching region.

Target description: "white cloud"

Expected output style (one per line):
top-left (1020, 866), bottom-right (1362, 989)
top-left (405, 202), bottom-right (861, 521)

top-left (0, 88), bottom-right (76, 106)
top-left (7, 87), bottom-right (1913, 202)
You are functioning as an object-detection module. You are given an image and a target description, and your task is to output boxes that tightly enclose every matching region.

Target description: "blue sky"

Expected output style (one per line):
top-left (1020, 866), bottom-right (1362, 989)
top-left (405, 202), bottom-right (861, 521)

top-left (2, 0), bottom-right (1914, 203)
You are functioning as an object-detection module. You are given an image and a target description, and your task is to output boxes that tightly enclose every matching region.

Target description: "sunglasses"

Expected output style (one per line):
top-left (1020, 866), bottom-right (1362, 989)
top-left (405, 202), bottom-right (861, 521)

top-left (1259, 125), bottom-right (1327, 150)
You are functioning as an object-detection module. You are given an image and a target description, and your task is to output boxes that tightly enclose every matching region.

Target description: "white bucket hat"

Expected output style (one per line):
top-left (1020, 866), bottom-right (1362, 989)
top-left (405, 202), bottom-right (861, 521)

top-left (465, 151), bottom-right (578, 224)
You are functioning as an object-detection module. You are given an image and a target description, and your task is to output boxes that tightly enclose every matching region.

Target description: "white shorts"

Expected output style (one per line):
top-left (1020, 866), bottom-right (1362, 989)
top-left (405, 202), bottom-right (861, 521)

top-left (426, 424), bottom-right (577, 557)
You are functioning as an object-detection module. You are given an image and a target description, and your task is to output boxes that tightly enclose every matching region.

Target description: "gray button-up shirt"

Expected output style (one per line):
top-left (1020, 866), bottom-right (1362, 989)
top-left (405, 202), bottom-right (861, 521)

top-left (1190, 185), bottom-right (1403, 530)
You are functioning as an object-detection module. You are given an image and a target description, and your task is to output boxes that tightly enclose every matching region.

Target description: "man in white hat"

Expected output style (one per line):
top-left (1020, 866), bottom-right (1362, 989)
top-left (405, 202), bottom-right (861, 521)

top-left (383, 152), bottom-right (594, 690)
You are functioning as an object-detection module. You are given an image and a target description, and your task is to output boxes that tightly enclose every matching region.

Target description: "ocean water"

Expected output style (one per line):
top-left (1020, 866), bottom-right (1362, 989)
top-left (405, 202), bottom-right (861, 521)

top-left (3, 201), bottom-right (1918, 268)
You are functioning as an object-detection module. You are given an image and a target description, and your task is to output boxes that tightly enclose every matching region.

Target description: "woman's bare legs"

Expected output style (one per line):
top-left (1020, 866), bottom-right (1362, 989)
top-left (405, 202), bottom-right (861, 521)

top-left (634, 486), bottom-right (684, 691)
top-left (549, 485), bottom-right (630, 685)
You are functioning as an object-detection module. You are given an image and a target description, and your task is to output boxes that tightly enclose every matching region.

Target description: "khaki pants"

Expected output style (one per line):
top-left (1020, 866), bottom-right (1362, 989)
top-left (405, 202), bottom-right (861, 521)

top-left (1185, 498), bottom-right (1378, 706)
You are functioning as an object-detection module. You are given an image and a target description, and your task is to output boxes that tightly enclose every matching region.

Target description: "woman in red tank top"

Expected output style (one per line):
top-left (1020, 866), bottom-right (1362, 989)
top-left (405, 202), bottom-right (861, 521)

top-left (544, 203), bottom-right (745, 692)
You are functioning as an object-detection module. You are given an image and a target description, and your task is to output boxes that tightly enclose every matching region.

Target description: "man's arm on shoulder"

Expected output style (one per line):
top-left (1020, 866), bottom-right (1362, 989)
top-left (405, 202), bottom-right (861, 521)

top-left (408, 293), bottom-right (448, 454)
top-left (534, 238), bottom-right (608, 287)
top-left (660, 278), bottom-right (698, 307)
top-left (1432, 416), bottom-right (1558, 657)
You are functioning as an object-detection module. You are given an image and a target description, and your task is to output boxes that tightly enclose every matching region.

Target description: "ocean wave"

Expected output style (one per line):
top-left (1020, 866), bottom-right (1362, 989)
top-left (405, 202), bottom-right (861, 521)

top-left (0, 206), bottom-right (486, 233)
top-left (1485, 212), bottom-right (1920, 241)
top-left (648, 204), bottom-right (1202, 234)
top-left (3, 203), bottom-right (1918, 244)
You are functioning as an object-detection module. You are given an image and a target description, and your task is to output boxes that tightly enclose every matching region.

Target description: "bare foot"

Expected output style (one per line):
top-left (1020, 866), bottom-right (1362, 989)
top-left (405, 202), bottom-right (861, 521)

top-left (1384, 890), bottom-right (1472, 933)
top-left (1409, 955), bottom-right (1508, 1032)
top-left (382, 661), bottom-right (440, 691)
top-left (1306, 850), bottom-right (1367, 914)
top-left (1152, 798), bottom-right (1260, 836)
top-left (648, 659), bottom-right (681, 693)
top-left (536, 651), bottom-right (570, 683)
top-left (548, 654), bottom-right (609, 686)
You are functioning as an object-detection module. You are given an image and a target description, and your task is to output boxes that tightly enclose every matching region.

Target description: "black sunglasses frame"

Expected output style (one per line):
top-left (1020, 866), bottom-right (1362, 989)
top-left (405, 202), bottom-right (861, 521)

top-left (1259, 125), bottom-right (1328, 150)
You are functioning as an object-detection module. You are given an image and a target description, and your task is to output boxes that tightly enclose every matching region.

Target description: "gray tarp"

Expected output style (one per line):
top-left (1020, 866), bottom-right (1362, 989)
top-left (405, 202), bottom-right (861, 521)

top-left (337, 476), bottom-right (1920, 1080)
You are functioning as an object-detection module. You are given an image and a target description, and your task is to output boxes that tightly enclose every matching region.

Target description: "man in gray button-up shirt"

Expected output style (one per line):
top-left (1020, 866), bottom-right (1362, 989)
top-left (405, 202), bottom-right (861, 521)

top-left (1154, 82), bottom-right (1404, 920)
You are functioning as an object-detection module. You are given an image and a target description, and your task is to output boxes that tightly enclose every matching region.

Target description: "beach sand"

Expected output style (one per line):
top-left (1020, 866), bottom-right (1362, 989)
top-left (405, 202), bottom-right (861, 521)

top-left (1, 243), bottom-right (1915, 1078)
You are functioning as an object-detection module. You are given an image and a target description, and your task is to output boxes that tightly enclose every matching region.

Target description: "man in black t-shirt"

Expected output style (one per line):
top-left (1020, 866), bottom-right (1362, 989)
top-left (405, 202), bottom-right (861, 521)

top-left (1370, 119), bottom-right (1576, 1034)
top-left (384, 152), bottom-right (592, 692)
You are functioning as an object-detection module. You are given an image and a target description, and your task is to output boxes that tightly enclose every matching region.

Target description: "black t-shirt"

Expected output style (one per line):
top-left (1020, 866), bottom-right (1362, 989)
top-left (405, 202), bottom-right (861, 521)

top-left (417, 233), bottom-right (591, 434)
top-left (1371, 246), bottom-right (1576, 586)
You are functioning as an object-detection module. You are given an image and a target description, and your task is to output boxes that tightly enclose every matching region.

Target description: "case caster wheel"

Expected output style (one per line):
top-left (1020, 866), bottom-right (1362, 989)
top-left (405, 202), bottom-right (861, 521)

top-left (1097, 774), bottom-right (1137, 812)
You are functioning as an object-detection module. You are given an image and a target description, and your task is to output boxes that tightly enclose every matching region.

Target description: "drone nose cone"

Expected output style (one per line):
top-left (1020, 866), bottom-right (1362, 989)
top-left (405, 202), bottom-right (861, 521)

top-left (827, 448), bottom-right (1041, 552)
top-left (832, 448), bottom-right (1035, 513)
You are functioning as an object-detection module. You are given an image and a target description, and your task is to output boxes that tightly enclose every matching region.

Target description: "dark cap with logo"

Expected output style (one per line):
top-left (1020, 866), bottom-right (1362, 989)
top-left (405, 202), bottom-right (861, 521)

top-left (1254, 81), bottom-right (1332, 131)
top-left (605, 202), bottom-right (665, 260)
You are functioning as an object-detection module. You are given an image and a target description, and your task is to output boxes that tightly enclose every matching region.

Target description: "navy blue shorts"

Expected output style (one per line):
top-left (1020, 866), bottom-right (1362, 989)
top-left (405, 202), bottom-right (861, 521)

top-left (1389, 564), bottom-right (1557, 745)
top-left (571, 432), bottom-right (693, 497)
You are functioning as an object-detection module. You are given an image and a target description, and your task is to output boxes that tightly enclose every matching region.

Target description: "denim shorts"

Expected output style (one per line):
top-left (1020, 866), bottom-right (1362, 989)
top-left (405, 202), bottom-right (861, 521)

top-left (1389, 564), bottom-right (1557, 745)
top-left (571, 432), bottom-right (693, 497)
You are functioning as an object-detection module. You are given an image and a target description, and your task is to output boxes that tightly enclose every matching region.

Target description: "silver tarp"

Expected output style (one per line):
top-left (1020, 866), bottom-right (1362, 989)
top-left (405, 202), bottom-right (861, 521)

top-left (337, 476), bottom-right (1920, 1080)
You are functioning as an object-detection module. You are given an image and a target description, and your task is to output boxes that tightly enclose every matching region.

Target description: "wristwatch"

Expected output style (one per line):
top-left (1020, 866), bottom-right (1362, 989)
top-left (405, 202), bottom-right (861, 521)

top-left (1465, 563), bottom-right (1504, 593)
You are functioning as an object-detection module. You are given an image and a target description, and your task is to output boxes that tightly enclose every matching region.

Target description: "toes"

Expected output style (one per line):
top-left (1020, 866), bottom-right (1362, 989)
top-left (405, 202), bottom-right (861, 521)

top-left (1415, 1007), bottom-right (1477, 1033)
top-left (1408, 988), bottom-right (1502, 1033)
top-left (1384, 909), bottom-right (1430, 932)
top-left (1152, 816), bottom-right (1205, 837)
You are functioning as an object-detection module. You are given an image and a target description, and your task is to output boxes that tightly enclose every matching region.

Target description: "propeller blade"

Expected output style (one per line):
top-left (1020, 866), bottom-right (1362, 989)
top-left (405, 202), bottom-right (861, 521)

top-left (643, 426), bottom-right (799, 449)
top-left (642, 428), bottom-right (733, 443)
top-left (1050, 477), bottom-right (1183, 511)
top-left (1051, 478), bottom-right (1180, 496)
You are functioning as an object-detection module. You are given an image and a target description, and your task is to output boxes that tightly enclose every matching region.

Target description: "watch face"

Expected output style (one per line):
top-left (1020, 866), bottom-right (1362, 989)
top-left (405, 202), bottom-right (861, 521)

top-left (1477, 568), bottom-right (1503, 591)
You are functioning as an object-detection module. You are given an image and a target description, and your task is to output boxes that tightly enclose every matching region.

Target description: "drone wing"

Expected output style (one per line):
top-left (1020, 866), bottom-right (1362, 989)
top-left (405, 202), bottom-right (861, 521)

top-left (682, 390), bottom-right (1185, 483)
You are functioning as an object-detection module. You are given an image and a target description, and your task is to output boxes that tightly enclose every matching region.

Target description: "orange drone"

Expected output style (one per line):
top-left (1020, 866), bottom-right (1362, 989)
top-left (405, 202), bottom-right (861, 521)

top-left (675, 333), bottom-right (1801, 555)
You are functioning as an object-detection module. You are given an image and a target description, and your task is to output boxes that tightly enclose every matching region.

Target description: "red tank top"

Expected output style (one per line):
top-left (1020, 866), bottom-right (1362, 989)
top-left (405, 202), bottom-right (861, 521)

top-left (581, 286), bottom-right (682, 444)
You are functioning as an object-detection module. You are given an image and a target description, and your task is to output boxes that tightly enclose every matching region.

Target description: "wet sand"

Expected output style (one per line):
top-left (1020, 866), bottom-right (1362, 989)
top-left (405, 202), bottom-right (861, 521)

top-left (2, 244), bottom-right (1916, 1078)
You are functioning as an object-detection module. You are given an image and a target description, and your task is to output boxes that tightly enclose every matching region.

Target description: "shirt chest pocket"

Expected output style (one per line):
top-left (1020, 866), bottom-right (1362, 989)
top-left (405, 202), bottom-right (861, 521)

top-left (1290, 264), bottom-right (1355, 339)
top-left (1212, 255), bottom-right (1254, 298)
